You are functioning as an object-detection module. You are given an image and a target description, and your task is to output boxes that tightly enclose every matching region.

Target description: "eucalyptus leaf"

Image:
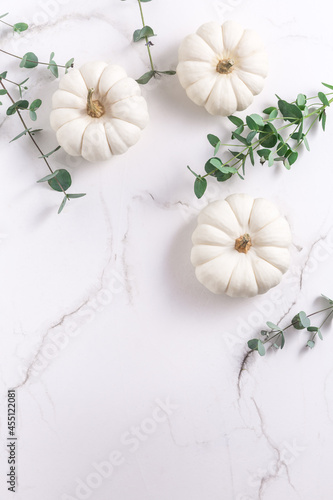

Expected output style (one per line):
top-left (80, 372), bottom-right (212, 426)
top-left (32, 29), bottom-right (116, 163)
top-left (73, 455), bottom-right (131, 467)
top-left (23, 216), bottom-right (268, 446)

top-left (13, 22), bottom-right (28, 33)
top-left (228, 115), bottom-right (243, 127)
top-left (20, 52), bottom-right (38, 69)
top-left (136, 70), bottom-right (155, 84)
top-left (48, 169), bottom-right (72, 192)
top-left (194, 176), bottom-right (207, 199)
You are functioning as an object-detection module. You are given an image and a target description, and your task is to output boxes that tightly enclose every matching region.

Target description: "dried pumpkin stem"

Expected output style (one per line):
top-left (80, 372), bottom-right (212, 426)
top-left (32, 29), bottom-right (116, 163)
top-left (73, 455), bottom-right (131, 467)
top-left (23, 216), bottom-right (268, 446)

top-left (235, 233), bottom-right (252, 254)
top-left (216, 58), bottom-right (234, 74)
top-left (87, 88), bottom-right (105, 118)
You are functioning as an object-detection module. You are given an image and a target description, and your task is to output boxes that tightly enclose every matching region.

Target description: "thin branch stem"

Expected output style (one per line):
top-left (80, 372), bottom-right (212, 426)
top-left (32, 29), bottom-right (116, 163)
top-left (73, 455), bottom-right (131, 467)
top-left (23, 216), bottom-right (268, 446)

top-left (0, 18), bottom-right (12, 28)
top-left (0, 48), bottom-right (67, 68)
top-left (0, 79), bottom-right (67, 196)
top-left (137, 0), bottom-right (155, 72)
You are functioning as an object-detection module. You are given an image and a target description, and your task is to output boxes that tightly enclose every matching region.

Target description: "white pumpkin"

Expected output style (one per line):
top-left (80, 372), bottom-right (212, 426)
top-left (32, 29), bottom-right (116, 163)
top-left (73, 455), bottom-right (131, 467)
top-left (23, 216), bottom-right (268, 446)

top-left (50, 61), bottom-right (149, 162)
top-left (177, 21), bottom-right (268, 116)
top-left (191, 194), bottom-right (291, 298)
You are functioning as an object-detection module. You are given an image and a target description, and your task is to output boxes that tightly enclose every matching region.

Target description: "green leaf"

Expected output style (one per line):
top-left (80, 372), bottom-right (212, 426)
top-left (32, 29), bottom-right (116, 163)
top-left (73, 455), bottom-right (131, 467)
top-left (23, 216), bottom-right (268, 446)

top-left (246, 130), bottom-right (257, 144)
top-left (249, 113), bottom-right (265, 127)
top-left (207, 134), bottom-right (220, 148)
top-left (318, 91), bottom-right (330, 107)
top-left (248, 339), bottom-right (259, 350)
top-left (263, 106), bottom-right (276, 115)
top-left (269, 109), bottom-right (278, 120)
top-left (246, 115), bottom-right (258, 131)
top-left (317, 330), bottom-right (323, 340)
top-left (0, 71), bottom-right (8, 80)
top-left (216, 172), bottom-right (232, 182)
top-left (232, 132), bottom-right (248, 145)
top-left (321, 294), bottom-right (333, 304)
top-left (48, 54), bottom-right (59, 78)
top-left (257, 340), bottom-right (265, 356)
top-left (187, 165), bottom-right (199, 177)
top-left (296, 93), bottom-right (306, 109)
top-left (276, 141), bottom-right (288, 157)
top-left (209, 157), bottom-right (223, 169)
top-left (257, 148), bottom-right (271, 159)
top-left (322, 82), bottom-right (333, 91)
top-left (38, 145), bottom-right (61, 159)
top-left (48, 169), bottom-right (72, 192)
top-left (228, 115), bottom-right (243, 127)
top-left (37, 171), bottom-right (60, 183)
top-left (220, 166), bottom-right (237, 174)
top-left (140, 0), bottom-right (153, 2)
top-left (260, 330), bottom-right (268, 336)
top-left (278, 99), bottom-right (303, 122)
top-left (20, 52), bottom-right (38, 69)
top-left (306, 340), bottom-right (315, 349)
top-left (283, 158), bottom-right (291, 170)
top-left (303, 136), bottom-right (310, 151)
top-left (249, 146), bottom-right (254, 165)
top-left (292, 311), bottom-right (310, 330)
top-left (6, 99), bottom-right (29, 115)
top-left (67, 193), bottom-right (86, 198)
top-left (280, 332), bottom-right (285, 349)
top-left (65, 57), bottom-right (74, 73)
top-left (268, 151), bottom-right (274, 167)
top-left (30, 99), bottom-right (42, 111)
top-left (194, 176), bottom-right (207, 199)
top-left (133, 25), bottom-right (155, 42)
top-left (9, 128), bottom-right (31, 142)
top-left (13, 22), bottom-right (28, 33)
top-left (136, 70), bottom-right (155, 84)
top-left (29, 110), bottom-right (37, 121)
top-left (204, 159), bottom-right (217, 175)
top-left (259, 124), bottom-right (278, 148)
top-left (266, 321), bottom-right (281, 331)
top-left (288, 151), bottom-right (298, 166)
top-left (321, 110), bottom-right (327, 132)
top-left (58, 196), bottom-right (68, 214)
top-left (0, 89), bottom-right (7, 95)
top-left (307, 326), bottom-right (318, 332)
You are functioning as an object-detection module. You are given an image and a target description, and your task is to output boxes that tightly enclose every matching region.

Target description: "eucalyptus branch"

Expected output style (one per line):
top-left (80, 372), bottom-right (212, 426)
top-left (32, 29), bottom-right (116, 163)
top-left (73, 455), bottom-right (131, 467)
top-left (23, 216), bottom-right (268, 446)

top-left (125, 0), bottom-right (176, 84)
top-left (246, 295), bottom-right (333, 356)
top-left (0, 12), bottom-right (83, 212)
top-left (1, 80), bottom-right (65, 192)
top-left (0, 79), bottom-right (85, 213)
top-left (188, 83), bottom-right (333, 199)
top-left (0, 48), bottom-right (72, 70)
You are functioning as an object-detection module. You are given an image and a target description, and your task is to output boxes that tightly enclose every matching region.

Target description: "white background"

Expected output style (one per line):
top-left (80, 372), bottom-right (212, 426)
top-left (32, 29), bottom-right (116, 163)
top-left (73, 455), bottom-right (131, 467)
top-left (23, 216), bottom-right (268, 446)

top-left (1, 0), bottom-right (333, 499)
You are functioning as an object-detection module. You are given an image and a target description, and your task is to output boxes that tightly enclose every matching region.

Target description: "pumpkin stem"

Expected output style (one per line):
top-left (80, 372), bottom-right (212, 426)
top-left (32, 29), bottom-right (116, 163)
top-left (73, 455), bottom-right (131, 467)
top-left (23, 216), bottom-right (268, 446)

top-left (87, 88), bottom-right (105, 118)
top-left (235, 233), bottom-right (252, 254)
top-left (216, 58), bottom-right (235, 74)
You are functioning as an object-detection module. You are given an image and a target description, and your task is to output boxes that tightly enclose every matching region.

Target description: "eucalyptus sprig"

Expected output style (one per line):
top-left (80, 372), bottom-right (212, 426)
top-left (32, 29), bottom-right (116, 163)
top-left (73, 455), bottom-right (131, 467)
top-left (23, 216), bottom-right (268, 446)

top-left (247, 294), bottom-right (333, 356)
top-left (188, 84), bottom-right (333, 198)
top-left (1, 14), bottom-right (83, 213)
top-left (123, 0), bottom-right (176, 84)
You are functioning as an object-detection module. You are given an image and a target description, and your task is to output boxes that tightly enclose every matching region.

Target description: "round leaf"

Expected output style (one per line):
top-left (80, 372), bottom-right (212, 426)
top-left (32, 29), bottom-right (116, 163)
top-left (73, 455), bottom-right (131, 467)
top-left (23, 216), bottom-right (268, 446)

top-left (48, 169), bottom-right (72, 192)
top-left (20, 52), bottom-right (38, 69)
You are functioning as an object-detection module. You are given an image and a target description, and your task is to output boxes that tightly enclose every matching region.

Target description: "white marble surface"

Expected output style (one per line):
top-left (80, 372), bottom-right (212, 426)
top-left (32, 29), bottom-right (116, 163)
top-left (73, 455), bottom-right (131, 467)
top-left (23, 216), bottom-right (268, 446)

top-left (1, 0), bottom-right (333, 499)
